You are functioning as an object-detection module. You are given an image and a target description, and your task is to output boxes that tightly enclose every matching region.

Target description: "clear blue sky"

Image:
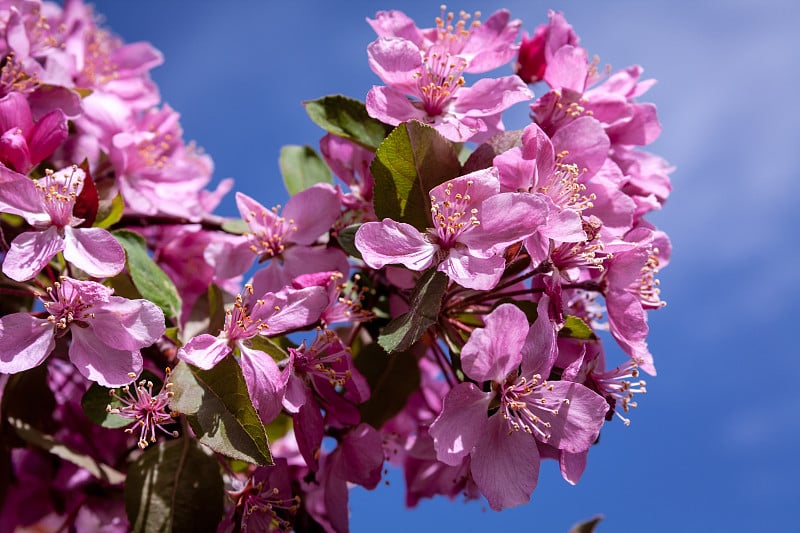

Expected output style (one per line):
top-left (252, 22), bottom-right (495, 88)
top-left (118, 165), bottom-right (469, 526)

top-left (94, 1), bottom-right (800, 531)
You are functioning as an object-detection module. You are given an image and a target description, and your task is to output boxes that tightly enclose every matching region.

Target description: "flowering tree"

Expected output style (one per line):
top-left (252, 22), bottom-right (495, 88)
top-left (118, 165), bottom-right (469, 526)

top-left (0, 3), bottom-right (671, 532)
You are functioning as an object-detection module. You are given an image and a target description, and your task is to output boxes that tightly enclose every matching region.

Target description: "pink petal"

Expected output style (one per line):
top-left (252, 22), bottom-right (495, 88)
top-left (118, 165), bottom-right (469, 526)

top-left (27, 108), bottom-right (68, 166)
top-left (281, 184), bottom-right (340, 245)
top-left (461, 303), bottom-right (527, 383)
top-left (560, 449), bottom-right (588, 485)
top-left (460, 192), bottom-right (548, 254)
top-left (62, 227), bottom-right (125, 278)
top-left (440, 249), bottom-right (505, 290)
top-left (0, 166), bottom-right (48, 224)
top-left (239, 344), bottom-right (289, 424)
top-left (0, 314), bottom-right (54, 374)
top-left (256, 286), bottom-right (328, 335)
top-left (429, 382), bottom-right (492, 466)
top-left (544, 45), bottom-right (589, 92)
top-left (294, 396), bottom-right (324, 472)
top-left (355, 219), bottom-right (436, 270)
top-left (335, 423), bottom-right (384, 488)
top-left (366, 37), bottom-right (422, 88)
top-left (366, 85), bottom-right (423, 126)
top-left (521, 296), bottom-right (557, 377)
top-left (551, 116), bottom-right (610, 177)
top-left (3, 227), bottom-right (64, 282)
top-left (177, 334), bottom-right (231, 370)
top-left (471, 415), bottom-right (540, 510)
top-left (69, 327), bottom-right (143, 387)
top-left (453, 76), bottom-right (533, 117)
top-left (91, 296), bottom-right (165, 350)
top-left (537, 381), bottom-right (607, 453)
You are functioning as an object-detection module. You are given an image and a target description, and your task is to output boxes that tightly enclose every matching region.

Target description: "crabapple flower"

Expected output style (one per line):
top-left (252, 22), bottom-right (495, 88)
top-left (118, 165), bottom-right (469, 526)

top-left (368, 8), bottom-right (521, 73)
top-left (429, 300), bottom-right (608, 510)
top-left (0, 277), bottom-right (165, 387)
top-left (0, 164), bottom-right (125, 281)
top-left (107, 368), bottom-right (178, 449)
top-left (355, 168), bottom-right (548, 290)
top-left (514, 10), bottom-right (579, 84)
top-left (177, 283), bottom-right (328, 424)
top-left (220, 460), bottom-right (298, 533)
top-left (0, 91), bottom-right (68, 173)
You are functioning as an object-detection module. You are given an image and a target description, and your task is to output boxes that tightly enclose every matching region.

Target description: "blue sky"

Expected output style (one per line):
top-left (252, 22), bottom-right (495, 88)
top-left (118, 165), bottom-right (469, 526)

top-left (95, 1), bottom-right (800, 531)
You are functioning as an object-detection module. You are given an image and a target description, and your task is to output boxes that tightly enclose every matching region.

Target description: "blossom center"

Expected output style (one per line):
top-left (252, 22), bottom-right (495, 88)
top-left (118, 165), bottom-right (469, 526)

top-left (243, 204), bottom-right (297, 260)
top-left (40, 279), bottom-right (93, 333)
top-left (428, 179), bottom-right (480, 249)
top-left (433, 7), bottom-right (482, 56)
top-left (36, 166), bottom-right (82, 228)
top-left (414, 46), bottom-right (467, 117)
top-left (500, 373), bottom-right (569, 442)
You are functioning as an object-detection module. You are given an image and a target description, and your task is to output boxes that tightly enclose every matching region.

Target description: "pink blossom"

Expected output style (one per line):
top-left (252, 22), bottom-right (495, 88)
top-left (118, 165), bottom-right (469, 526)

top-left (429, 300), bottom-right (607, 510)
top-left (368, 7), bottom-right (521, 73)
top-left (0, 91), bottom-right (68, 173)
top-left (514, 10), bottom-right (579, 84)
top-left (107, 368), bottom-right (178, 449)
top-left (0, 164), bottom-right (125, 281)
top-left (177, 283), bottom-right (328, 424)
top-left (355, 168), bottom-right (547, 290)
top-left (0, 277), bottom-right (165, 387)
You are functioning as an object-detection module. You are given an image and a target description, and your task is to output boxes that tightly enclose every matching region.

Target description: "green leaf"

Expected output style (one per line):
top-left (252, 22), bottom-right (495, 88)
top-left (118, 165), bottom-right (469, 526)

top-left (336, 223), bottom-right (363, 260)
top-left (221, 218), bottom-right (249, 235)
top-left (559, 315), bottom-right (597, 340)
top-left (8, 417), bottom-right (125, 485)
top-left (82, 370), bottom-right (164, 429)
top-left (246, 335), bottom-right (290, 362)
top-left (125, 437), bottom-right (224, 533)
top-left (94, 193), bottom-right (125, 229)
top-left (355, 342), bottom-right (421, 429)
top-left (303, 95), bottom-right (392, 151)
top-left (279, 145), bottom-right (333, 195)
top-left (169, 358), bottom-right (272, 466)
top-left (378, 269), bottom-right (448, 354)
top-left (181, 284), bottom-right (228, 344)
top-left (568, 515), bottom-right (604, 533)
top-left (462, 129), bottom-right (524, 174)
top-left (371, 120), bottom-right (461, 231)
top-left (113, 229), bottom-right (182, 320)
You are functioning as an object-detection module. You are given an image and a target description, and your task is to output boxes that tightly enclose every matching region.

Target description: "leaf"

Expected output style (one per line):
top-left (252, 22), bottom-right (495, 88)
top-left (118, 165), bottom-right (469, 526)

top-left (371, 120), bottom-right (461, 231)
top-left (279, 145), bottom-right (333, 196)
top-left (355, 342), bottom-right (421, 429)
top-left (303, 95), bottom-right (392, 151)
top-left (221, 218), bottom-right (249, 235)
top-left (125, 437), bottom-right (224, 533)
top-left (336, 223), bottom-right (363, 260)
top-left (95, 193), bottom-right (125, 229)
top-left (181, 284), bottom-right (228, 344)
top-left (462, 129), bottom-right (524, 174)
top-left (378, 269), bottom-right (447, 354)
top-left (169, 358), bottom-right (272, 466)
top-left (8, 417), bottom-right (125, 485)
top-left (113, 229), bottom-right (182, 320)
top-left (82, 370), bottom-right (164, 429)
top-left (559, 315), bottom-right (597, 340)
top-left (569, 515), bottom-right (604, 533)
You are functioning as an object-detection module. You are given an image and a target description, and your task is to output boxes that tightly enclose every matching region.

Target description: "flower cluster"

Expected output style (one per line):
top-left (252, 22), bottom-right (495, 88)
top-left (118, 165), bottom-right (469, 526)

top-left (0, 3), bottom-right (671, 531)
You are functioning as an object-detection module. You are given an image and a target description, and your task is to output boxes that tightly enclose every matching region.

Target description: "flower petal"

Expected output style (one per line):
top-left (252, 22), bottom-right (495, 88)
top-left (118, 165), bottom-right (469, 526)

top-left (461, 303), bottom-right (527, 383)
top-left (0, 314), bottom-right (54, 374)
top-left (69, 327), bottom-right (143, 387)
top-left (355, 219), bottom-right (436, 270)
top-left (3, 227), bottom-right (64, 282)
top-left (62, 227), bottom-right (125, 278)
top-left (177, 334), bottom-right (231, 370)
top-left (429, 382), bottom-right (492, 466)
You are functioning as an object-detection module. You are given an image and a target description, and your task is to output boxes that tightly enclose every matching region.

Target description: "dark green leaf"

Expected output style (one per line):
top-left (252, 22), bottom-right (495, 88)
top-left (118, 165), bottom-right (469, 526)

top-left (559, 315), bottom-right (597, 340)
top-left (113, 230), bottom-right (181, 320)
top-left (82, 370), bottom-right (163, 429)
top-left (568, 515), bottom-right (604, 533)
top-left (279, 145), bottom-right (333, 195)
top-left (355, 342), bottom-right (421, 429)
top-left (125, 437), bottom-right (224, 533)
top-left (336, 223), bottom-right (363, 259)
top-left (378, 269), bottom-right (448, 354)
top-left (8, 417), bottom-right (125, 485)
top-left (371, 120), bottom-right (461, 231)
top-left (303, 95), bottom-right (392, 151)
top-left (169, 358), bottom-right (272, 466)
top-left (462, 129), bottom-right (524, 174)
top-left (181, 284), bottom-right (228, 343)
